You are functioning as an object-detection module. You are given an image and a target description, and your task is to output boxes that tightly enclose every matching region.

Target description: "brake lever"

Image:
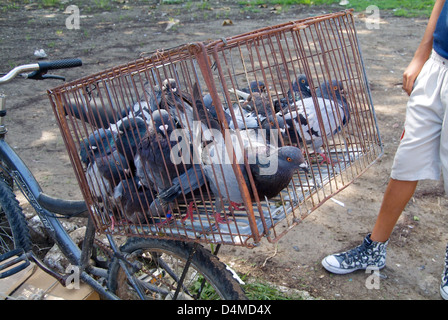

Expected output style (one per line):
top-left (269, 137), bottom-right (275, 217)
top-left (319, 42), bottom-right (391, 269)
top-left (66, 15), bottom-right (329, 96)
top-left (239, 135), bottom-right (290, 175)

top-left (26, 70), bottom-right (65, 81)
top-left (42, 74), bottom-right (65, 81)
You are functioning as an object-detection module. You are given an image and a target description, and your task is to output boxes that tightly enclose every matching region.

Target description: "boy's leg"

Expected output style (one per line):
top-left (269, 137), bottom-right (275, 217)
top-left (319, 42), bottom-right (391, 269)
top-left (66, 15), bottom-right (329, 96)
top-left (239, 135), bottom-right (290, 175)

top-left (370, 179), bottom-right (418, 242)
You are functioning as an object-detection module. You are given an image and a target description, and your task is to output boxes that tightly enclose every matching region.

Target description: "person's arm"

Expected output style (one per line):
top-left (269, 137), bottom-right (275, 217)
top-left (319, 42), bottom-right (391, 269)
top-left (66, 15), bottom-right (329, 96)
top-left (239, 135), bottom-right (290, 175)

top-left (402, 0), bottom-right (446, 95)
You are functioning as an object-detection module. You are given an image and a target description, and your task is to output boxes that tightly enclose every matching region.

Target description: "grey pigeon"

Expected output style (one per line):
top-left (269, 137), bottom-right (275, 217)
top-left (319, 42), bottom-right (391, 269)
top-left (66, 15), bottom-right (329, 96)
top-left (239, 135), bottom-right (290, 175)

top-left (136, 109), bottom-right (191, 192)
top-left (91, 150), bottom-right (130, 200)
top-left (273, 74), bottom-right (311, 112)
top-left (203, 139), bottom-right (308, 222)
top-left (316, 79), bottom-right (349, 123)
top-left (63, 102), bottom-right (127, 130)
top-left (80, 128), bottom-right (115, 166)
top-left (278, 79), bottom-right (349, 164)
top-left (113, 176), bottom-right (155, 224)
top-left (241, 80), bottom-right (267, 94)
top-left (288, 74), bottom-right (312, 102)
top-left (83, 127), bottom-right (131, 206)
top-left (159, 78), bottom-right (194, 129)
top-left (116, 117), bottom-right (147, 161)
top-left (81, 128), bottom-right (127, 203)
top-left (155, 89), bottom-right (309, 223)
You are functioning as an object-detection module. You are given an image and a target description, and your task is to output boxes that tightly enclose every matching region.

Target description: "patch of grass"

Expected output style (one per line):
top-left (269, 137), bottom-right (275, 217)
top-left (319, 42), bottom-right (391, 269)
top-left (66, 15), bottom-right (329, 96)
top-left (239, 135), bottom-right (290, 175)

top-left (333, 0), bottom-right (435, 17)
top-left (241, 277), bottom-right (307, 300)
top-left (93, 0), bottom-right (113, 10)
top-left (41, 0), bottom-right (61, 7)
top-left (237, 0), bottom-right (436, 17)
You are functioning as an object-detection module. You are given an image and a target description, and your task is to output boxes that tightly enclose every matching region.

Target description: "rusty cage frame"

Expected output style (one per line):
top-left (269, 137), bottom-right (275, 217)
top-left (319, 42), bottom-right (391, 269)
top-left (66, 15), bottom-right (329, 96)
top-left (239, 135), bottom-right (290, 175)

top-left (48, 10), bottom-right (382, 248)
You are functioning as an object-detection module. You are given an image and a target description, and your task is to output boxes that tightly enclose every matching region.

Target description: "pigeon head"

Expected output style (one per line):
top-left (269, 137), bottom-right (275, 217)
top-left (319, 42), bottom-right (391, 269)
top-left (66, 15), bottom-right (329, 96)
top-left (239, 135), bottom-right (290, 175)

top-left (80, 128), bottom-right (116, 165)
top-left (288, 73), bottom-right (311, 100)
top-left (260, 114), bottom-right (287, 142)
top-left (116, 117), bottom-right (147, 160)
top-left (118, 117), bottom-right (147, 135)
top-left (96, 150), bottom-right (131, 184)
top-left (278, 146), bottom-right (309, 173)
top-left (318, 80), bottom-right (347, 105)
top-left (250, 80), bottom-right (266, 93)
top-left (242, 80), bottom-right (266, 94)
top-left (318, 80), bottom-right (349, 123)
top-left (152, 109), bottom-right (174, 137)
top-left (162, 78), bottom-right (177, 93)
top-left (247, 146), bottom-right (308, 200)
top-left (293, 74), bottom-right (310, 94)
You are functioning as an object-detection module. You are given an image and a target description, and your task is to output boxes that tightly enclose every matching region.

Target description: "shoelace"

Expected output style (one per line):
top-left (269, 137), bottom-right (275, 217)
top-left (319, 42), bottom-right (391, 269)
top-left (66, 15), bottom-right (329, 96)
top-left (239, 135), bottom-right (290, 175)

top-left (342, 242), bottom-right (368, 260)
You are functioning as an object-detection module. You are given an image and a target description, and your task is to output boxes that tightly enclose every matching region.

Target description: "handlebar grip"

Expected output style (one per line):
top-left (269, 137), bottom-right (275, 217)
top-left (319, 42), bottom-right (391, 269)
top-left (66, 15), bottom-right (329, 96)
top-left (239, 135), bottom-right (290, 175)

top-left (38, 59), bottom-right (82, 71)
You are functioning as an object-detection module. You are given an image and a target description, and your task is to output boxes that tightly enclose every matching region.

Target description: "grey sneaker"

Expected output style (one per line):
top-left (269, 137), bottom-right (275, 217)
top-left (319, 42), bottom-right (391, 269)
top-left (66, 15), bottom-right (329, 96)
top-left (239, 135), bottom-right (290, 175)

top-left (322, 234), bottom-right (388, 275)
top-left (441, 244), bottom-right (448, 300)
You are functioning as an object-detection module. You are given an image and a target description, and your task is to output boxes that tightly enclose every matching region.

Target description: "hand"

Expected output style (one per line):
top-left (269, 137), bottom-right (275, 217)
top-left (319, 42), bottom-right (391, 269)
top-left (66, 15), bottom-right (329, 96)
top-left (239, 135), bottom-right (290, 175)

top-left (402, 56), bottom-right (427, 96)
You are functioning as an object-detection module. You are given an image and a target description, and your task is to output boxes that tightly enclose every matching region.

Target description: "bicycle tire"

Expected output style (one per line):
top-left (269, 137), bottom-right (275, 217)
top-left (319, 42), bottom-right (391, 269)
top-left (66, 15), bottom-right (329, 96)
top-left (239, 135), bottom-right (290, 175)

top-left (0, 179), bottom-right (32, 254)
top-left (107, 237), bottom-right (247, 300)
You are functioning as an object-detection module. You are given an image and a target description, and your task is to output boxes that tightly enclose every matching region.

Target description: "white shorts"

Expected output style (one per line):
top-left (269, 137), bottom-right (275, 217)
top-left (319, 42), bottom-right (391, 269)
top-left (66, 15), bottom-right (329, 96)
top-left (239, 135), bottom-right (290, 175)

top-left (390, 50), bottom-right (448, 192)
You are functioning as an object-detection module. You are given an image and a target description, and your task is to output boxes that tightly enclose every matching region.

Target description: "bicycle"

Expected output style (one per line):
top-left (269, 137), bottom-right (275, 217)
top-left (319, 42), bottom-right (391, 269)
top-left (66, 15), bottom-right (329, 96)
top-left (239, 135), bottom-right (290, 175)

top-left (0, 60), bottom-right (247, 300)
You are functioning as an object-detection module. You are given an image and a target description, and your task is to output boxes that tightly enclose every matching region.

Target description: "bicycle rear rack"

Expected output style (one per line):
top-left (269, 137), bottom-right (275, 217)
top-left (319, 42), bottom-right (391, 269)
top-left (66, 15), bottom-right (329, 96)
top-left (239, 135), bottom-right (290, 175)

top-left (48, 10), bottom-right (382, 248)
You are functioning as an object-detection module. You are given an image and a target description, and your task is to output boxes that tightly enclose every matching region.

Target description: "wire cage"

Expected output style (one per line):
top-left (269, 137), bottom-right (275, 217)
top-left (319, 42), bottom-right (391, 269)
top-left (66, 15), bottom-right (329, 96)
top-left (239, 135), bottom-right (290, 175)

top-left (48, 10), bottom-right (382, 248)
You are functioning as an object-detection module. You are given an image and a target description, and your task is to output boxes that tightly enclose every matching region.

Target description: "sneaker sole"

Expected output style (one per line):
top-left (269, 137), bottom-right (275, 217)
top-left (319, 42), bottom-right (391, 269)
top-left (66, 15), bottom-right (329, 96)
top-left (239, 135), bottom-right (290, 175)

top-left (321, 257), bottom-right (385, 275)
top-left (321, 258), bottom-right (361, 274)
top-left (441, 286), bottom-right (448, 300)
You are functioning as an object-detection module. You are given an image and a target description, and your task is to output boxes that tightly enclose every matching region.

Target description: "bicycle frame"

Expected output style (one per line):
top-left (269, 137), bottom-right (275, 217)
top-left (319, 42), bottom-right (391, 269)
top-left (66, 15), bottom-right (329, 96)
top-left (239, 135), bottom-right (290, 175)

top-left (0, 92), bottom-right (120, 300)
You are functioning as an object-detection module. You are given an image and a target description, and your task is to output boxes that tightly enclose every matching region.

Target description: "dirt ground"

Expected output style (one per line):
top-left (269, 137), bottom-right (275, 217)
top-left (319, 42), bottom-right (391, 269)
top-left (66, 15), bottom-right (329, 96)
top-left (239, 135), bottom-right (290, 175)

top-left (1, 1), bottom-right (447, 300)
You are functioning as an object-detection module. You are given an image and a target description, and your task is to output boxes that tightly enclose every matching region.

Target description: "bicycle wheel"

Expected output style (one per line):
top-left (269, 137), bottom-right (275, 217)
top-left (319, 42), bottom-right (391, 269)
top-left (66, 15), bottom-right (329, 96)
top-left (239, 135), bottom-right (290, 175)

top-left (108, 237), bottom-right (247, 300)
top-left (0, 178), bottom-right (32, 254)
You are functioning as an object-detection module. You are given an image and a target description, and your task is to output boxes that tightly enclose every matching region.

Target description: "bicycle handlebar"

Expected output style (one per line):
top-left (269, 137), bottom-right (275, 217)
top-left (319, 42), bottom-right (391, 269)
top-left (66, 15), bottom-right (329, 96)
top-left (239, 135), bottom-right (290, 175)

top-left (38, 59), bottom-right (82, 71)
top-left (0, 58), bottom-right (82, 84)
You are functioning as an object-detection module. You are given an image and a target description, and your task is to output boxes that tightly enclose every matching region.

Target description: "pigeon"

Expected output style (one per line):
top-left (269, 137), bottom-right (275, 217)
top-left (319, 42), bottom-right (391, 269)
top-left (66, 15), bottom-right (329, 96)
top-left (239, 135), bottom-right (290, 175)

top-left (203, 92), bottom-right (232, 126)
top-left (241, 80), bottom-right (267, 94)
top-left (257, 113), bottom-right (287, 144)
top-left (139, 81), bottom-right (163, 112)
top-left (201, 89), bottom-right (271, 131)
top-left (159, 78), bottom-right (195, 129)
top-left (242, 92), bottom-right (275, 119)
top-left (226, 102), bottom-right (260, 130)
top-left (149, 164), bottom-right (207, 223)
top-left (278, 80), bottom-right (349, 164)
top-left (80, 128), bottom-right (130, 201)
top-left (91, 149), bottom-right (131, 201)
top-left (80, 128), bottom-right (116, 166)
top-left (202, 136), bottom-right (308, 222)
top-left (115, 117), bottom-right (147, 172)
top-left (164, 89), bottom-right (309, 223)
top-left (113, 176), bottom-right (155, 224)
top-left (64, 102), bottom-right (127, 130)
top-left (81, 128), bottom-right (119, 202)
top-left (227, 88), bottom-right (276, 129)
top-left (288, 74), bottom-right (312, 102)
top-left (158, 141), bottom-right (309, 223)
top-left (273, 74), bottom-right (311, 112)
top-left (136, 109), bottom-right (191, 192)
top-left (316, 79), bottom-right (349, 123)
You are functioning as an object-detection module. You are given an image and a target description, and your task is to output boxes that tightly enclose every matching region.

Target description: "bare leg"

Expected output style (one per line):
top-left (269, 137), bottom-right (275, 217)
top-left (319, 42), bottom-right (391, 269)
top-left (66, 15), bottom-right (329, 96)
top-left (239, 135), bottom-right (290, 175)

top-left (370, 178), bottom-right (418, 242)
